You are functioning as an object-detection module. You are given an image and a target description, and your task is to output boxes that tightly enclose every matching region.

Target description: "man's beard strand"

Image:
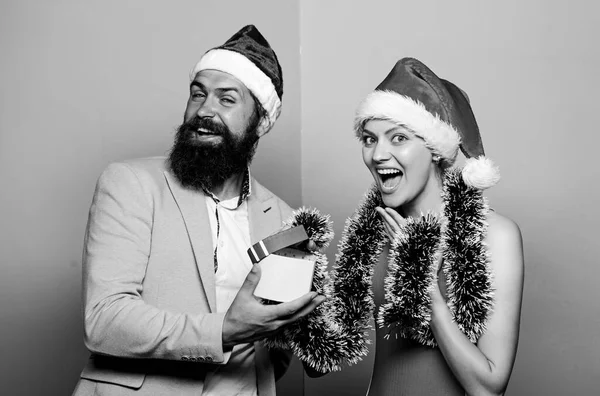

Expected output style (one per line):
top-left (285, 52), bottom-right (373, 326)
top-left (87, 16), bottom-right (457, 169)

top-left (168, 115), bottom-right (260, 191)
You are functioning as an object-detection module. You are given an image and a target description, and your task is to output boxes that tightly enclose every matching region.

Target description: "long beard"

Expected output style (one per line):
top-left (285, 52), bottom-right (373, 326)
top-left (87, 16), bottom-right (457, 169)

top-left (168, 115), bottom-right (260, 191)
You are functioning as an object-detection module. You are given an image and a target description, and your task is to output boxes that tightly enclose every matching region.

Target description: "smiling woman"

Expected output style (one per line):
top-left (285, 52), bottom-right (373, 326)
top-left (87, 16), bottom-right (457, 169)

top-left (360, 120), bottom-right (440, 215)
top-left (294, 57), bottom-right (524, 396)
top-left (351, 58), bottom-right (521, 396)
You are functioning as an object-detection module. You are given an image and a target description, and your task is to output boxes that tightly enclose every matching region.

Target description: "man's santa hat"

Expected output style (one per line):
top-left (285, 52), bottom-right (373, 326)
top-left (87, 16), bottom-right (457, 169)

top-left (190, 25), bottom-right (283, 135)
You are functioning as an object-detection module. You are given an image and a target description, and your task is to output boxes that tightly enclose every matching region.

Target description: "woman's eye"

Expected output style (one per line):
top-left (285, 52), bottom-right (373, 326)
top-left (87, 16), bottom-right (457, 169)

top-left (221, 97), bottom-right (235, 105)
top-left (362, 135), bottom-right (375, 145)
top-left (391, 134), bottom-right (407, 144)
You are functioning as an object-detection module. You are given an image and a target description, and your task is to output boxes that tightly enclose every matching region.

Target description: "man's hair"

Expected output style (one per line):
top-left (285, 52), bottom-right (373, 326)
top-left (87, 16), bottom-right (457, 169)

top-left (249, 90), bottom-right (269, 132)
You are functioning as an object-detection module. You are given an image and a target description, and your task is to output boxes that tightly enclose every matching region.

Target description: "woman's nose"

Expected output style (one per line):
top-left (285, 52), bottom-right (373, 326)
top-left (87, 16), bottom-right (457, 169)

top-left (372, 141), bottom-right (391, 162)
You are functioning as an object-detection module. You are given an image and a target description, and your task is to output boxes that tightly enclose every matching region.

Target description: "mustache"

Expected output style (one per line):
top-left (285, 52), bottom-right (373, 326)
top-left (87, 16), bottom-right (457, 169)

top-left (180, 116), bottom-right (229, 136)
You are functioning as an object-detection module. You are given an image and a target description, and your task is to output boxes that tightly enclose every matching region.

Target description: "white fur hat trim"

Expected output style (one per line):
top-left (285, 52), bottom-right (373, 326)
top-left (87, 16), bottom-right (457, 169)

top-left (190, 49), bottom-right (281, 134)
top-left (355, 90), bottom-right (461, 164)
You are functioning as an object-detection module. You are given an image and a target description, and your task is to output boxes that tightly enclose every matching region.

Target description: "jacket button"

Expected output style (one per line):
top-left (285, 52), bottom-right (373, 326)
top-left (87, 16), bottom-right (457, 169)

top-left (181, 356), bottom-right (190, 361)
top-left (205, 356), bottom-right (213, 362)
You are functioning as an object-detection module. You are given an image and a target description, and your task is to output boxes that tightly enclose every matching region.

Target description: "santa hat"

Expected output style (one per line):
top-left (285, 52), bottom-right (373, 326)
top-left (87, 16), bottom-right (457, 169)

top-left (190, 25), bottom-right (283, 135)
top-left (355, 57), bottom-right (500, 190)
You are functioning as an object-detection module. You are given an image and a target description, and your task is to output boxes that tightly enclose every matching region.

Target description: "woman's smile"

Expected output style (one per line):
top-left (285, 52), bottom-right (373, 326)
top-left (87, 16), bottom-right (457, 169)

top-left (377, 167), bottom-right (403, 193)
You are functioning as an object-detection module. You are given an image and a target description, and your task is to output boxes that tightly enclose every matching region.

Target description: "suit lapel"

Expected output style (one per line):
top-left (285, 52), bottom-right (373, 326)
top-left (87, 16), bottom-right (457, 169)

top-left (162, 173), bottom-right (283, 313)
top-left (247, 178), bottom-right (282, 244)
top-left (164, 171), bottom-right (216, 312)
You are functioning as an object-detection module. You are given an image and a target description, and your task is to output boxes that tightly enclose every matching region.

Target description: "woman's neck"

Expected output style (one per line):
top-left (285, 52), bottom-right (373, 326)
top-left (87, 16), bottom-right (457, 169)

top-left (400, 175), bottom-right (444, 218)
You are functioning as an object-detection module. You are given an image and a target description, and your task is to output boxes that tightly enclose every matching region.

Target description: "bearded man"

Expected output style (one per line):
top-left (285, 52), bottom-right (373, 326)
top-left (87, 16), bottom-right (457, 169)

top-left (72, 25), bottom-right (324, 396)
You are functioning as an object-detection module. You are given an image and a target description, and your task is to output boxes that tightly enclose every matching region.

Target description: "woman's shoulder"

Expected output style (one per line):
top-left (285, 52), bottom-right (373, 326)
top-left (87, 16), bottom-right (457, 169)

top-left (486, 211), bottom-right (521, 237)
top-left (484, 211), bottom-right (524, 275)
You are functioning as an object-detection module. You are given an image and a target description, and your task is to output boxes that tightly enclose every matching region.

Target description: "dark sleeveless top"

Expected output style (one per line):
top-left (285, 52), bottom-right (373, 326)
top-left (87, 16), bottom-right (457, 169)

top-left (368, 244), bottom-right (464, 396)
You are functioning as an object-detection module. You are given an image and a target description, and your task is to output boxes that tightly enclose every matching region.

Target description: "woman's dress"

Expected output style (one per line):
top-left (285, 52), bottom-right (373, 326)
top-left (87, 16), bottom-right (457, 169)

top-left (367, 244), bottom-right (464, 396)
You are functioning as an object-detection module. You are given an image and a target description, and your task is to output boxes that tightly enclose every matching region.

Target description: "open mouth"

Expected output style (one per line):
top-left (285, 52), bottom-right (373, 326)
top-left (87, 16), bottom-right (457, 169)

top-left (377, 168), bottom-right (403, 190)
top-left (196, 127), bottom-right (221, 136)
top-left (189, 127), bottom-right (223, 142)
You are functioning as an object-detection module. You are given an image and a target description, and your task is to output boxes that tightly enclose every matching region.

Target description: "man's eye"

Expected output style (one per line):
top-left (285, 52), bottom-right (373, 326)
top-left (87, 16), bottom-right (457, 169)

top-left (191, 92), bottom-right (205, 101)
top-left (221, 97), bottom-right (235, 105)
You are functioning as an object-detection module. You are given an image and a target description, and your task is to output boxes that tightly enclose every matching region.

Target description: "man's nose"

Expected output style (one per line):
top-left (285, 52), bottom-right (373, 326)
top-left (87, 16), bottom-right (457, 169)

top-left (197, 97), bottom-right (217, 118)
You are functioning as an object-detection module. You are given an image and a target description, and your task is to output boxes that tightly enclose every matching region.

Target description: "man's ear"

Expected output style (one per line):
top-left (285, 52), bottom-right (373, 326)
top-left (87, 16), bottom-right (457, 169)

top-left (256, 118), bottom-right (270, 138)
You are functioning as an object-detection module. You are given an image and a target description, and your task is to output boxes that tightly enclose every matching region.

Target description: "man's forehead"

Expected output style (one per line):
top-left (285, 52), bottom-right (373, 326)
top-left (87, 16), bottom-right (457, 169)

top-left (191, 69), bottom-right (250, 94)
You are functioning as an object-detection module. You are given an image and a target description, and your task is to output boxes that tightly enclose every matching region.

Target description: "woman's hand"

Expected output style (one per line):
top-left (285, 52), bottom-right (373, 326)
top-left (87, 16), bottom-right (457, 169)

top-left (430, 253), bottom-right (448, 309)
top-left (375, 207), bottom-right (406, 240)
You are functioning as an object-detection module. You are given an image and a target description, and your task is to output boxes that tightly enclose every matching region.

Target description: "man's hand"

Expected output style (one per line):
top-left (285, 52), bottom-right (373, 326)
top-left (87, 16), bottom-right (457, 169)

top-left (222, 265), bottom-right (326, 348)
top-left (305, 239), bottom-right (324, 253)
top-left (290, 238), bottom-right (325, 254)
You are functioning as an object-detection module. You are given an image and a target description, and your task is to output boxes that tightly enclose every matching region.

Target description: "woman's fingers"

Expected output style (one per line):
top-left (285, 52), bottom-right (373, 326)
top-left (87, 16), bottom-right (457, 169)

top-left (382, 222), bottom-right (394, 239)
top-left (376, 207), bottom-right (405, 239)
top-left (385, 207), bottom-right (407, 227)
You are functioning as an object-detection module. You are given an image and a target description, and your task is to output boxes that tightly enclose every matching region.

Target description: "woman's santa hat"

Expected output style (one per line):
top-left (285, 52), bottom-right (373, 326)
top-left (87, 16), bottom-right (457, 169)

top-left (355, 57), bottom-right (500, 190)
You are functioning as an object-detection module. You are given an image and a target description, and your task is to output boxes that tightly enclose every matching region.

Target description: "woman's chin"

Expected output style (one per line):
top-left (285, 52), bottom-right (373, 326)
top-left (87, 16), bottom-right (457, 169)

top-left (380, 193), bottom-right (405, 210)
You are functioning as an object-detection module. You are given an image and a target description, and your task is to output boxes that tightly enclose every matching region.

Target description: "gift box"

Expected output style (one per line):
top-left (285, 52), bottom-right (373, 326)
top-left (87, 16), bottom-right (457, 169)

top-left (248, 226), bottom-right (316, 303)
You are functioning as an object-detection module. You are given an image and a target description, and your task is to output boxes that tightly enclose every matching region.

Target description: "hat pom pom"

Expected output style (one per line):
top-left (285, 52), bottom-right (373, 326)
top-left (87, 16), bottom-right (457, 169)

top-left (461, 156), bottom-right (500, 190)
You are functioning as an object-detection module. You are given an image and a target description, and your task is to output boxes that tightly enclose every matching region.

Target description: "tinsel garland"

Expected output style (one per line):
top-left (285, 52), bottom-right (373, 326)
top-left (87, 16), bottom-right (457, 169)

top-left (378, 168), bottom-right (494, 348)
top-left (261, 208), bottom-right (342, 361)
top-left (263, 169), bottom-right (494, 372)
top-left (377, 213), bottom-right (443, 345)
top-left (438, 169), bottom-right (494, 343)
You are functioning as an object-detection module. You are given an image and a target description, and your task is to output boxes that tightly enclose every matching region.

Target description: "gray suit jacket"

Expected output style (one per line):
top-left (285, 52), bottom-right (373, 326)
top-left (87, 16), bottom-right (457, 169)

top-left (72, 157), bottom-right (293, 395)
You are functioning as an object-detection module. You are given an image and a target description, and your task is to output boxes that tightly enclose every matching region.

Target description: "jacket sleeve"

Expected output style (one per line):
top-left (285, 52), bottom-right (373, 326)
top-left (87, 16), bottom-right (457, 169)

top-left (82, 162), bottom-right (230, 363)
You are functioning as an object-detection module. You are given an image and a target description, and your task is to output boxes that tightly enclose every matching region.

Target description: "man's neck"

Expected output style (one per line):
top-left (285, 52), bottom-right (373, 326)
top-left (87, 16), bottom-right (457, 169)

top-left (209, 171), bottom-right (246, 201)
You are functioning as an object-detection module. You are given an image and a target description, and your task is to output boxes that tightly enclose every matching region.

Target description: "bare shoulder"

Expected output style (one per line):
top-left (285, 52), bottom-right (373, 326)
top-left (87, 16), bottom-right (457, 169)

top-left (485, 211), bottom-right (524, 281)
top-left (486, 211), bottom-right (522, 246)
